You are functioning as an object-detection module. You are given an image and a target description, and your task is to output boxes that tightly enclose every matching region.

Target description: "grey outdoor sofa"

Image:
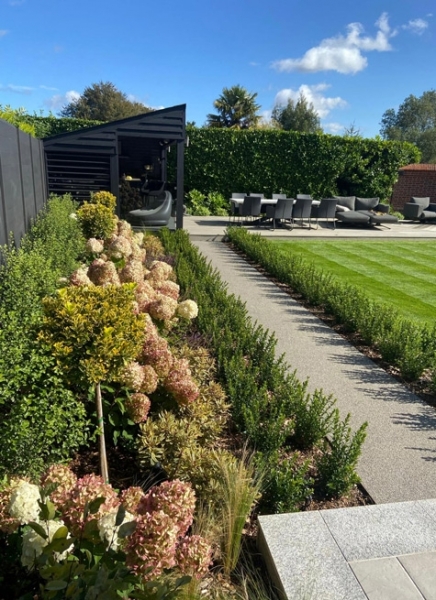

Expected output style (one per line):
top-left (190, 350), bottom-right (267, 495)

top-left (334, 196), bottom-right (398, 227)
top-left (402, 197), bottom-right (436, 222)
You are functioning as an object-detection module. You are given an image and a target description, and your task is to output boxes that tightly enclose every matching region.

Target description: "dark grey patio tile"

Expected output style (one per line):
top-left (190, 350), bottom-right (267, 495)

top-left (350, 557), bottom-right (425, 600)
top-left (321, 502), bottom-right (436, 561)
top-left (258, 513), bottom-right (366, 600)
top-left (399, 552), bottom-right (436, 600)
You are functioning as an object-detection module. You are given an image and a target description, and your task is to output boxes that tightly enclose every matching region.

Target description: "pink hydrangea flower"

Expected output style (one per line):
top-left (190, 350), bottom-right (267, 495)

top-left (120, 361), bottom-right (145, 392)
top-left (120, 486), bottom-right (145, 514)
top-left (175, 535), bottom-right (213, 579)
top-left (156, 281), bottom-right (180, 301)
top-left (141, 336), bottom-right (174, 378)
top-left (41, 465), bottom-right (77, 508)
top-left (125, 393), bottom-right (151, 424)
top-left (125, 510), bottom-right (179, 579)
top-left (137, 480), bottom-right (195, 537)
top-left (119, 259), bottom-right (145, 284)
top-left (141, 365), bottom-right (158, 394)
top-left (70, 266), bottom-right (93, 287)
top-left (145, 261), bottom-right (173, 284)
top-left (135, 282), bottom-right (156, 313)
top-left (164, 359), bottom-right (200, 405)
top-left (56, 474), bottom-right (119, 536)
top-left (148, 294), bottom-right (178, 322)
top-left (86, 238), bottom-right (104, 254)
top-left (107, 235), bottom-right (133, 260)
top-left (88, 258), bottom-right (120, 286)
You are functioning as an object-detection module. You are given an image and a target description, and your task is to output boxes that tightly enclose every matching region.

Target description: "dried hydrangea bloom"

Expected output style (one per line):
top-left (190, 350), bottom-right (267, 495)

top-left (141, 336), bottom-right (174, 378)
top-left (0, 478), bottom-right (24, 533)
top-left (118, 258), bottom-right (145, 284)
top-left (120, 486), bottom-right (145, 514)
top-left (57, 474), bottom-right (120, 536)
top-left (117, 219), bottom-right (133, 238)
top-left (131, 245), bottom-right (147, 264)
top-left (88, 258), bottom-right (120, 286)
top-left (125, 509), bottom-right (179, 579)
top-left (156, 280), bottom-right (180, 301)
top-left (86, 238), bottom-right (104, 254)
top-left (141, 365), bottom-right (158, 394)
top-left (106, 235), bottom-right (133, 260)
top-left (135, 281), bottom-right (156, 313)
top-left (21, 519), bottom-right (73, 568)
top-left (145, 260), bottom-right (173, 284)
top-left (148, 294), bottom-right (178, 322)
top-left (133, 231), bottom-right (144, 246)
top-left (120, 361), bottom-right (145, 392)
top-left (8, 481), bottom-right (42, 525)
top-left (125, 393), bottom-right (151, 423)
top-left (137, 480), bottom-right (196, 538)
top-left (41, 465), bottom-right (77, 508)
top-left (143, 313), bottom-right (159, 340)
top-left (164, 358), bottom-right (200, 405)
top-left (97, 508), bottom-right (135, 550)
top-left (175, 535), bottom-right (213, 579)
top-left (176, 299), bottom-right (198, 320)
top-left (70, 266), bottom-right (93, 287)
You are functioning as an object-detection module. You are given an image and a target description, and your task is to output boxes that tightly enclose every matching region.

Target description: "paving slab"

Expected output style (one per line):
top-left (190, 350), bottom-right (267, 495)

top-left (349, 557), bottom-right (425, 600)
top-left (399, 551), bottom-right (436, 600)
top-left (191, 239), bottom-right (436, 503)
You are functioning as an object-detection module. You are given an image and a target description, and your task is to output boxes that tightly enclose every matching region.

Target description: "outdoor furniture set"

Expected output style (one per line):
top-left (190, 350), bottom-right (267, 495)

top-left (230, 193), bottom-right (398, 230)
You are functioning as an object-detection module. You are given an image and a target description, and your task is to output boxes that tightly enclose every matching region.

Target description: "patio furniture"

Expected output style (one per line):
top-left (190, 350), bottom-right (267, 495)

top-left (335, 196), bottom-right (398, 228)
top-left (292, 197), bottom-right (312, 228)
top-left (272, 193), bottom-right (287, 200)
top-left (296, 194), bottom-right (313, 200)
top-left (128, 191), bottom-right (174, 227)
top-left (229, 192), bottom-right (246, 223)
top-left (265, 198), bottom-right (294, 230)
top-left (311, 198), bottom-right (337, 229)
top-left (402, 197), bottom-right (436, 222)
top-left (240, 196), bottom-right (262, 225)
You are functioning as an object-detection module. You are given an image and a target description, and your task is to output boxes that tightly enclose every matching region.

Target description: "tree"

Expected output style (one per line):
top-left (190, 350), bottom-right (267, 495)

top-left (206, 85), bottom-right (260, 129)
top-left (380, 90), bottom-right (436, 162)
top-left (343, 122), bottom-right (362, 138)
top-left (271, 94), bottom-right (322, 133)
top-left (60, 81), bottom-right (151, 121)
top-left (0, 105), bottom-right (35, 135)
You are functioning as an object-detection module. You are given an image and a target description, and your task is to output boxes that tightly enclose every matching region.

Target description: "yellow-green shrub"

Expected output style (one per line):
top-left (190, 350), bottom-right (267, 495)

top-left (90, 190), bottom-right (117, 212)
top-left (76, 202), bottom-right (117, 240)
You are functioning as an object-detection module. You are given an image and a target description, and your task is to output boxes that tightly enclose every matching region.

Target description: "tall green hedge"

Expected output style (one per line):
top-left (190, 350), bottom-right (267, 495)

top-left (177, 127), bottom-right (420, 202)
top-left (21, 115), bottom-right (103, 138)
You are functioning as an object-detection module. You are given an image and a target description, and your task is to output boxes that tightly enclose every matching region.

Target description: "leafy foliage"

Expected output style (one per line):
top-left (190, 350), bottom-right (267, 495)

top-left (60, 81), bottom-right (151, 121)
top-left (184, 190), bottom-right (229, 216)
top-left (271, 94), bottom-right (322, 133)
top-left (76, 202), bottom-right (117, 240)
top-left (206, 85), bottom-right (261, 129)
top-left (0, 105), bottom-right (36, 135)
top-left (172, 126), bottom-right (419, 202)
top-left (380, 90), bottom-right (436, 162)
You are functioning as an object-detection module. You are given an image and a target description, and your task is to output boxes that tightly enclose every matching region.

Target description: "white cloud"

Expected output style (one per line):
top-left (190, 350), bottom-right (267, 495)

top-left (274, 84), bottom-right (347, 119)
top-left (323, 122), bottom-right (345, 134)
top-left (39, 85), bottom-right (59, 91)
top-left (44, 90), bottom-right (80, 110)
top-left (272, 12), bottom-right (396, 74)
top-left (402, 18), bottom-right (429, 35)
top-left (0, 83), bottom-right (33, 94)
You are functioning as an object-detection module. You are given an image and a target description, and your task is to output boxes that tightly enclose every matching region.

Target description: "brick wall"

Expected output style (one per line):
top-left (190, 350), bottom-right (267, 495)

top-left (391, 165), bottom-right (436, 211)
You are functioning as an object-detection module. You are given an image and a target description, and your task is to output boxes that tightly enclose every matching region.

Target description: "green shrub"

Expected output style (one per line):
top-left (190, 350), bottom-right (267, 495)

top-left (185, 189), bottom-right (211, 216)
top-left (315, 412), bottom-right (367, 498)
top-left (257, 451), bottom-right (313, 514)
top-left (90, 190), bottom-right (117, 211)
top-left (76, 202), bottom-right (117, 240)
top-left (291, 390), bottom-right (337, 450)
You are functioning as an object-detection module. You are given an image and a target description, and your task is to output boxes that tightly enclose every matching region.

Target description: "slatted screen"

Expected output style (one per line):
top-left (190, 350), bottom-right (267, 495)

top-left (45, 152), bottom-right (111, 202)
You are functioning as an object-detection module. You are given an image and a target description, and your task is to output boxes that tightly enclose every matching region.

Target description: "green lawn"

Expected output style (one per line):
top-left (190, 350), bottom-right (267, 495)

top-left (271, 240), bottom-right (436, 324)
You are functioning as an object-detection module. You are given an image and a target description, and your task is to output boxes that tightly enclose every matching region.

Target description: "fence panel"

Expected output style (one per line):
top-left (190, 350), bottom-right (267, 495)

top-left (0, 119), bottom-right (47, 246)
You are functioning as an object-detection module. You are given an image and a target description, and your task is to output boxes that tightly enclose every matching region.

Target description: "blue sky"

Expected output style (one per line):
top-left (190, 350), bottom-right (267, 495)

top-left (1, 0), bottom-right (434, 137)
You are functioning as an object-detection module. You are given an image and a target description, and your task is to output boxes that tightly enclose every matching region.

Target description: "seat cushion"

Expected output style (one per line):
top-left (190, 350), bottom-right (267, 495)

top-left (355, 197), bottom-right (379, 211)
top-left (333, 196), bottom-right (355, 211)
top-left (336, 210), bottom-right (370, 223)
top-left (410, 197), bottom-right (430, 209)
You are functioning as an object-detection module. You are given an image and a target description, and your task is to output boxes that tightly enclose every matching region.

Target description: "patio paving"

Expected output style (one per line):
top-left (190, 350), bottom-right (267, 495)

top-left (181, 221), bottom-right (436, 599)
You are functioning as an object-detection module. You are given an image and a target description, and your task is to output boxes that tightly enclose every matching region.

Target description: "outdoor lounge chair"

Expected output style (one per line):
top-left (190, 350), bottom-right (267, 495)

top-left (128, 191), bottom-right (174, 227)
top-left (402, 197), bottom-right (436, 222)
top-left (335, 196), bottom-right (398, 228)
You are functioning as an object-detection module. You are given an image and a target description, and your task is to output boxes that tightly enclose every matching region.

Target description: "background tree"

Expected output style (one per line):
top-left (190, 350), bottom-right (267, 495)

top-left (271, 94), bottom-right (322, 133)
top-left (206, 84), bottom-right (260, 129)
top-left (60, 81), bottom-right (151, 121)
top-left (343, 122), bottom-right (362, 138)
top-left (0, 105), bottom-right (35, 135)
top-left (380, 90), bottom-right (436, 162)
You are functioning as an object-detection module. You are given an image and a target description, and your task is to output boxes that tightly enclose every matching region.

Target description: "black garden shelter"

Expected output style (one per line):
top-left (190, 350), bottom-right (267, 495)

top-left (43, 104), bottom-right (186, 228)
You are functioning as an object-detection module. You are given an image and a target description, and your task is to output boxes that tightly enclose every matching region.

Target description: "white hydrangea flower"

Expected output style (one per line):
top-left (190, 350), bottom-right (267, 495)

top-left (97, 509), bottom-right (135, 550)
top-left (69, 213), bottom-right (78, 220)
top-left (8, 481), bottom-right (41, 524)
top-left (86, 238), bottom-right (104, 254)
top-left (176, 299), bottom-right (199, 320)
top-left (21, 520), bottom-right (73, 569)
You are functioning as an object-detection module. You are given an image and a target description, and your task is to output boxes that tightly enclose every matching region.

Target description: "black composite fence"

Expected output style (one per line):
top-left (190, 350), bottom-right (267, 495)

top-left (0, 119), bottom-right (47, 246)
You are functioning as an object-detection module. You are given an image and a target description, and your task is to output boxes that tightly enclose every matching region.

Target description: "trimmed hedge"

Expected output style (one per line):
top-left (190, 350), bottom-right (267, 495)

top-left (175, 127), bottom-right (420, 202)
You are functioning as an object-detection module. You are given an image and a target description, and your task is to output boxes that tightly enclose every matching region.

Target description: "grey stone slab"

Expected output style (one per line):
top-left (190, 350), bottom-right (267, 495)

top-left (350, 557), bottom-right (425, 600)
top-left (399, 552), bottom-right (436, 600)
top-left (321, 501), bottom-right (436, 561)
top-left (258, 513), bottom-right (366, 600)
